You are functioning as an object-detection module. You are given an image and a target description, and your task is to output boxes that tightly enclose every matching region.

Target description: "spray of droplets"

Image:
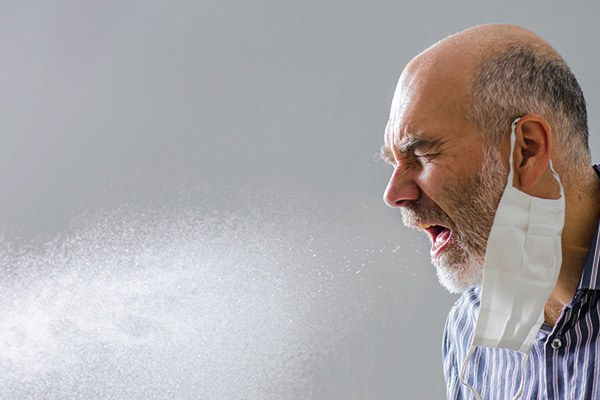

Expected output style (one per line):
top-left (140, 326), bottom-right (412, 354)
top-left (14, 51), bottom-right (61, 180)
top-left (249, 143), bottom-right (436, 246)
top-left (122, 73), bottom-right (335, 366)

top-left (0, 189), bottom-right (427, 400)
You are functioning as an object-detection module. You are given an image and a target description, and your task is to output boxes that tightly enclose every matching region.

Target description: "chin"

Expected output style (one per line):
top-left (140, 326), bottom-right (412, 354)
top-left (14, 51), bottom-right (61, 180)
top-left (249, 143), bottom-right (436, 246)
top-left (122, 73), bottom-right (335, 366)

top-left (433, 252), bottom-right (483, 294)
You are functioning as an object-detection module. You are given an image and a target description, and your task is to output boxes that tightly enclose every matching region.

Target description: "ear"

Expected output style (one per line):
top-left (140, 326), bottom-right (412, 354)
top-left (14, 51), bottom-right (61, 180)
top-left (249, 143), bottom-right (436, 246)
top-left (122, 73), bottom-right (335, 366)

top-left (512, 114), bottom-right (553, 189)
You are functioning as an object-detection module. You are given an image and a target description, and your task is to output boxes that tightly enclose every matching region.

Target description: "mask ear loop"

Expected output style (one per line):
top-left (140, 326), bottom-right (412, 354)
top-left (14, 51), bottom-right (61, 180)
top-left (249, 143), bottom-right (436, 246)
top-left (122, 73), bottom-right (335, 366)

top-left (459, 347), bottom-right (529, 400)
top-left (458, 346), bottom-right (483, 400)
top-left (511, 354), bottom-right (529, 400)
top-left (506, 117), bottom-right (519, 189)
top-left (547, 158), bottom-right (565, 198)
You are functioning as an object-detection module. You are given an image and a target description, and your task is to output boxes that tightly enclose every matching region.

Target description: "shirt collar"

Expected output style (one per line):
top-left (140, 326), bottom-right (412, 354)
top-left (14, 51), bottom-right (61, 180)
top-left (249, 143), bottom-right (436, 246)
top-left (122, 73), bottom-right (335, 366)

top-left (577, 164), bottom-right (600, 290)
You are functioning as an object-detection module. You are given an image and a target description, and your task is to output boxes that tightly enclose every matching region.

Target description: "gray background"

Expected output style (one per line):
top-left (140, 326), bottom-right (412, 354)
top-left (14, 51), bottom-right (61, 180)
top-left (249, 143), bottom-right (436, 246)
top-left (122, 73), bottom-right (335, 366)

top-left (0, 1), bottom-right (598, 399)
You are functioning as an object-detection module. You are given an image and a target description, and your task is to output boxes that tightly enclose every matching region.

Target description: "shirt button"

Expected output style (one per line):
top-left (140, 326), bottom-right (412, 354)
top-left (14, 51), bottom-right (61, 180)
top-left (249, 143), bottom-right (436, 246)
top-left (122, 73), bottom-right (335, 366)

top-left (551, 338), bottom-right (563, 350)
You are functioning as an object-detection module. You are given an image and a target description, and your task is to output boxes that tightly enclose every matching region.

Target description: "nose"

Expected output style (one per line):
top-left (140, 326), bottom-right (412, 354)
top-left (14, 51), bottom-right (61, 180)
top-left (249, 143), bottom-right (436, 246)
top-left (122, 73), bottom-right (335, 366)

top-left (383, 167), bottom-right (421, 208)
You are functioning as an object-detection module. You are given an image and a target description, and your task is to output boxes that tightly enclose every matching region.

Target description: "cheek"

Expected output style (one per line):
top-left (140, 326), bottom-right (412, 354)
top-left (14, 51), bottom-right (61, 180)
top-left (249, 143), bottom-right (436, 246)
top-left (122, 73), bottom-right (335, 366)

top-left (414, 163), bottom-right (470, 218)
top-left (414, 164), bottom-right (450, 197)
top-left (417, 153), bottom-right (481, 192)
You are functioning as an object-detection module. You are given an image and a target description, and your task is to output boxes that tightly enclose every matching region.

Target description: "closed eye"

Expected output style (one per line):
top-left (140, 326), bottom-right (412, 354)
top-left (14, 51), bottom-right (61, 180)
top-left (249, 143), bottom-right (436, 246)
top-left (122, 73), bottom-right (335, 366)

top-left (415, 152), bottom-right (439, 161)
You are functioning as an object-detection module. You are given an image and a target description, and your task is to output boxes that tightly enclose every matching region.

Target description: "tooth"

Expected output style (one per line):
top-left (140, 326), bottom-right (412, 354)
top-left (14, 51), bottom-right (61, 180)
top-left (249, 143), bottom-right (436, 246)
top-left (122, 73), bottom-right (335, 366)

top-left (417, 224), bottom-right (430, 231)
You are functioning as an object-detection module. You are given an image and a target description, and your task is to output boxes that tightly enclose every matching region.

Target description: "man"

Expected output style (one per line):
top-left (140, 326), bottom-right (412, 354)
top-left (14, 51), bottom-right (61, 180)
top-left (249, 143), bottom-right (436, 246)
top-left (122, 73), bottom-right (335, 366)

top-left (381, 24), bottom-right (600, 399)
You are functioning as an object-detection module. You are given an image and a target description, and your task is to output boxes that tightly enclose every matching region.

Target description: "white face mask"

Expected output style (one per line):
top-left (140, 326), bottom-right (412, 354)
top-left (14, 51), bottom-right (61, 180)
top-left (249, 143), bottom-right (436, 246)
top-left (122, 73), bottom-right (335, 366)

top-left (459, 118), bottom-right (565, 400)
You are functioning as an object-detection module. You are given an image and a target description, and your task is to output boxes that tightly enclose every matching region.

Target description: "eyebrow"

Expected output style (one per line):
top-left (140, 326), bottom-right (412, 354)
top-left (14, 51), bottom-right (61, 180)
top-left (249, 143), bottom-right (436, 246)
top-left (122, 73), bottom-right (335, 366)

top-left (398, 136), bottom-right (439, 154)
top-left (379, 144), bottom-right (395, 166)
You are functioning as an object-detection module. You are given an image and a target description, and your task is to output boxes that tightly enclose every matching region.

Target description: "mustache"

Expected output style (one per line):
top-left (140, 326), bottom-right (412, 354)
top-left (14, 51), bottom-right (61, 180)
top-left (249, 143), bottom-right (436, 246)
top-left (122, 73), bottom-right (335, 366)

top-left (399, 201), bottom-right (454, 231)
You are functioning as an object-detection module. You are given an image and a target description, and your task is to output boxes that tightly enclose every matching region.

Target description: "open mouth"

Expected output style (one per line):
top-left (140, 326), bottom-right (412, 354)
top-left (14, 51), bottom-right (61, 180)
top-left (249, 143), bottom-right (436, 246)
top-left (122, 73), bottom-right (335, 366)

top-left (418, 224), bottom-right (452, 255)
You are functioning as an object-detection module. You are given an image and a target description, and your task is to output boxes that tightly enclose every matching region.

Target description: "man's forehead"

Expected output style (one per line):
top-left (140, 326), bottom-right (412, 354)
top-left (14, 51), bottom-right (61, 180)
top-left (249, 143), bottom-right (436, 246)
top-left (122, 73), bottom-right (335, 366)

top-left (389, 72), bottom-right (417, 120)
top-left (385, 85), bottom-right (416, 147)
top-left (383, 118), bottom-right (423, 155)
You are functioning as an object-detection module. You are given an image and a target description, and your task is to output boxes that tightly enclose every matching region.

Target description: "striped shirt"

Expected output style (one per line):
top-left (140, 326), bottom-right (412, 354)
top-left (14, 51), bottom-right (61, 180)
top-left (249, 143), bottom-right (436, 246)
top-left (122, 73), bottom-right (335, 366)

top-left (443, 168), bottom-right (600, 399)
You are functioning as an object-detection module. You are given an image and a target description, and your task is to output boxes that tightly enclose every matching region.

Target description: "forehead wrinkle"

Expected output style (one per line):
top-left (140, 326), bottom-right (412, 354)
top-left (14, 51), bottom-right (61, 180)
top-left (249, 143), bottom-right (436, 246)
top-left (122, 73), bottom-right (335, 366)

top-left (381, 121), bottom-right (396, 165)
top-left (383, 120), bottom-right (395, 152)
top-left (383, 118), bottom-right (421, 158)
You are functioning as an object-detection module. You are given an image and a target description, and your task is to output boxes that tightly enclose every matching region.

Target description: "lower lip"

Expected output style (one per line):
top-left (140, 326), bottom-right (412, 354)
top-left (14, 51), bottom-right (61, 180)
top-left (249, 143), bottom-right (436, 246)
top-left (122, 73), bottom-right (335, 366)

top-left (431, 228), bottom-right (452, 256)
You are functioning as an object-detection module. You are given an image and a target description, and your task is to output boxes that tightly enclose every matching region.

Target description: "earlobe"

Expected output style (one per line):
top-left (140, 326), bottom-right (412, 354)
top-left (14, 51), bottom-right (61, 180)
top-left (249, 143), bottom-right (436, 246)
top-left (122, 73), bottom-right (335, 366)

top-left (513, 114), bottom-right (552, 189)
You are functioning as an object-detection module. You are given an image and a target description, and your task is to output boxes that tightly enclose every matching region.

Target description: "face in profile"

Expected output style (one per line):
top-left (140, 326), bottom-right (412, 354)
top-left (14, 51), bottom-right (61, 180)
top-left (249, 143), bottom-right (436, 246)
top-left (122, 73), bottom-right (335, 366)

top-left (382, 75), bottom-right (507, 293)
top-left (396, 143), bottom-right (506, 293)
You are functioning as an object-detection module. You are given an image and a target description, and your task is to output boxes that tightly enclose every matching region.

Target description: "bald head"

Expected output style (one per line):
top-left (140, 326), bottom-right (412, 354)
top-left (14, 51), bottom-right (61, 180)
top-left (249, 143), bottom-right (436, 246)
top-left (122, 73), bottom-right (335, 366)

top-left (389, 24), bottom-right (590, 174)
top-left (406, 24), bottom-right (556, 79)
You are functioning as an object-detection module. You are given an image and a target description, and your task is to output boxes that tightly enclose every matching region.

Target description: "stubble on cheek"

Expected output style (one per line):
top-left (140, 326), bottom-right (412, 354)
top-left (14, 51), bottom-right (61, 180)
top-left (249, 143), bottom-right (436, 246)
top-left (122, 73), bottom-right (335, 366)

top-left (437, 146), bottom-right (506, 292)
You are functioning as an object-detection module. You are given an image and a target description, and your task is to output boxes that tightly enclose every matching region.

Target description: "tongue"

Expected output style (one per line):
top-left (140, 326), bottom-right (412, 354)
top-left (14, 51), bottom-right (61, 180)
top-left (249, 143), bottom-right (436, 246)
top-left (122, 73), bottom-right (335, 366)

top-left (432, 228), bottom-right (451, 251)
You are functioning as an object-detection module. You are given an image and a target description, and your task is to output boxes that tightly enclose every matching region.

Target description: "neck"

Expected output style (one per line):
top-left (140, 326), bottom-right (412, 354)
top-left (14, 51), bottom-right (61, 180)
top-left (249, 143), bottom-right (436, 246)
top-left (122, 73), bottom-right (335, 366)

top-left (544, 168), bottom-right (600, 326)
